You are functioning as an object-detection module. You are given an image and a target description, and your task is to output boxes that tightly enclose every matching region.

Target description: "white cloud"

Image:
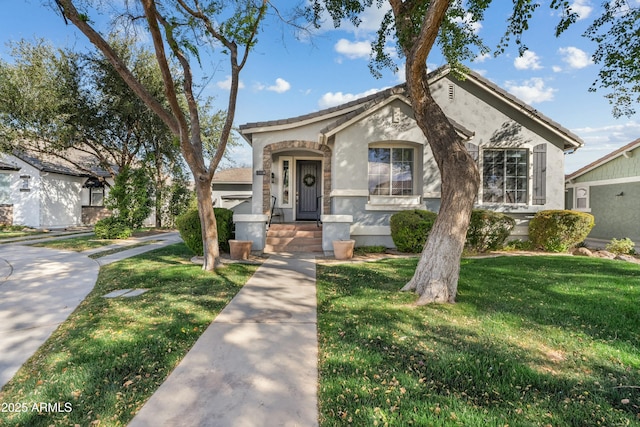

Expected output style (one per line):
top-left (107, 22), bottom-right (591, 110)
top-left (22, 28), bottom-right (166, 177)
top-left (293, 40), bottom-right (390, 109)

top-left (566, 120), bottom-right (640, 173)
top-left (217, 75), bottom-right (245, 90)
top-left (552, 65), bottom-right (563, 73)
top-left (318, 87), bottom-right (385, 109)
top-left (570, 0), bottom-right (593, 20)
top-left (267, 78), bottom-right (291, 93)
top-left (514, 50), bottom-right (542, 70)
top-left (334, 38), bottom-right (371, 59)
top-left (504, 78), bottom-right (556, 104)
top-left (452, 12), bottom-right (483, 34)
top-left (473, 52), bottom-right (491, 63)
top-left (558, 46), bottom-right (593, 69)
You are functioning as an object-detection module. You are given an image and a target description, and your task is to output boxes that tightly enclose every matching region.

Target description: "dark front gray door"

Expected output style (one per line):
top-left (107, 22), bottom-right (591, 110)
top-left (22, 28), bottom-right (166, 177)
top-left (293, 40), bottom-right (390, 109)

top-left (296, 160), bottom-right (321, 220)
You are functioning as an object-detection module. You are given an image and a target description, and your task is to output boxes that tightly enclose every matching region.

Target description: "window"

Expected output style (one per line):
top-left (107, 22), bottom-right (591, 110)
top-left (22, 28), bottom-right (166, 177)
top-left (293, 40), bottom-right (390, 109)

top-left (483, 149), bottom-right (528, 204)
top-left (575, 187), bottom-right (588, 209)
top-left (279, 157), bottom-right (292, 207)
top-left (368, 147), bottom-right (414, 196)
top-left (90, 187), bottom-right (104, 206)
top-left (0, 174), bottom-right (10, 204)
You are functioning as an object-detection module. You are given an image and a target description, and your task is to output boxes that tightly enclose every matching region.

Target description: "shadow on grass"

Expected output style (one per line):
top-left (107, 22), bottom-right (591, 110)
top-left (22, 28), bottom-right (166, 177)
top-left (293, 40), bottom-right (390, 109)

top-left (0, 243), bottom-right (258, 426)
top-left (317, 257), bottom-right (640, 426)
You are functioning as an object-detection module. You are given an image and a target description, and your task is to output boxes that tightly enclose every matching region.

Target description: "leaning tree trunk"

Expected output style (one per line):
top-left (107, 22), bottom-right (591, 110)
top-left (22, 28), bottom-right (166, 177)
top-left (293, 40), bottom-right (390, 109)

top-left (194, 178), bottom-right (221, 271)
top-left (401, 76), bottom-right (480, 305)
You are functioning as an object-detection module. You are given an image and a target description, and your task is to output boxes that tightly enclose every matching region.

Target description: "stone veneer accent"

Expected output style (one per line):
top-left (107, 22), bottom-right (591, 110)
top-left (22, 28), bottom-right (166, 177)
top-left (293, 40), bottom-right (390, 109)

top-left (0, 205), bottom-right (13, 225)
top-left (262, 140), bottom-right (332, 216)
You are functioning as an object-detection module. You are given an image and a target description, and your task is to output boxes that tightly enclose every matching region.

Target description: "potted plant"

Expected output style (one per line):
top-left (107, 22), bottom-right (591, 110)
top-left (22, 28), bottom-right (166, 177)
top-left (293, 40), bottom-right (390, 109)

top-left (332, 239), bottom-right (355, 260)
top-left (229, 240), bottom-right (252, 260)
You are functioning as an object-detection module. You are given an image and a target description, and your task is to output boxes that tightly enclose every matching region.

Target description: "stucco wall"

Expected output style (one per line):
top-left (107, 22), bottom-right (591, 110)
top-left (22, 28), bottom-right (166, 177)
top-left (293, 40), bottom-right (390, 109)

top-left (586, 182), bottom-right (639, 242)
top-left (41, 173), bottom-right (84, 228)
top-left (8, 158), bottom-right (41, 227)
top-left (431, 75), bottom-right (567, 211)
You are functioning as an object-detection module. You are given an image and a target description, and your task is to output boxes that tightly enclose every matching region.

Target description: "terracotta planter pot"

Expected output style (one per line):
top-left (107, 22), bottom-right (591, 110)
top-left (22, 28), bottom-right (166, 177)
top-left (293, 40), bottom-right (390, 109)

top-left (229, 240), bottom-right (252, 260)
top-left (333, 240), bottom-right (355, 260)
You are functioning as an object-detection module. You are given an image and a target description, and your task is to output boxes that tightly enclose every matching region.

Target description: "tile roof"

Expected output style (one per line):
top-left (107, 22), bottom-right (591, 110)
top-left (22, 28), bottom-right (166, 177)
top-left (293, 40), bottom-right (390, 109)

top-left (239, 66), bottom-right (583, 151)
top-left (212, 167), bottom-right (252, 183)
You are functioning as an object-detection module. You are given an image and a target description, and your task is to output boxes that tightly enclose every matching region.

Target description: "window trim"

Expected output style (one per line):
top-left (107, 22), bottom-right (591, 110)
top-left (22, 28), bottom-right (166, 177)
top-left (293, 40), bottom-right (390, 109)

top-left (480, 148), bottom-right (530, 205)
top-left (278, 156), bottom-right (293, 208)
top-left (574, 186), bottom-right (590, 211)
top-left (368, 145), bottom-right (416, 197)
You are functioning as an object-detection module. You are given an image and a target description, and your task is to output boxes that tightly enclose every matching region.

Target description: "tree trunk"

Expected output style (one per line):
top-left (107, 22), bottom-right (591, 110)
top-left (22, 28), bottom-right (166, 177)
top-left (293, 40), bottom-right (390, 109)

top-left (194, 177), bottom-right (221, 271)
top-left (389, 0), bottom-right (480, 304)
top-left (401, 83), bottom-right (480, 304)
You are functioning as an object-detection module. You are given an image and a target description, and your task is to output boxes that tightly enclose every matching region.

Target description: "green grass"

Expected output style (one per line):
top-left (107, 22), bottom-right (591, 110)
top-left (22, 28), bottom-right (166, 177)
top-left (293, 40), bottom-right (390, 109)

top-left (29, 235), bottom-right (116, 251)
top-left (0, 243), bottom-right (257, 426)
top-left (317, 256), bottom-right (640, 426)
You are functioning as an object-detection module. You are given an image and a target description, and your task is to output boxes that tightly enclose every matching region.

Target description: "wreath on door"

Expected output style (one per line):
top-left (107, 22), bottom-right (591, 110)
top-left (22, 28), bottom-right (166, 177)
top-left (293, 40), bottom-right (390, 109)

top-left (303, 173), bottom-right (316, 187)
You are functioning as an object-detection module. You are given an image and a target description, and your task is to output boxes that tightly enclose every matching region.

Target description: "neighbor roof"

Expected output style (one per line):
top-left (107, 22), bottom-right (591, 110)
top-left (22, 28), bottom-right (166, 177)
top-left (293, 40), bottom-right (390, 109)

top-left (212, 167), bottom-right (252, 184)
top-left (566, 137), bottom-right (640, 181)
top-left (239, 66), bottom-right (584, 151)
top-left (12, 147), bottom-right (112, 178)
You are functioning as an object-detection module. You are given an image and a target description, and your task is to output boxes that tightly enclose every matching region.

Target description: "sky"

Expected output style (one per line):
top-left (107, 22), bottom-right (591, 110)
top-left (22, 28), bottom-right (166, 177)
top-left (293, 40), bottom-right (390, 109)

top-left (1, 0), bottom-right (639, 174)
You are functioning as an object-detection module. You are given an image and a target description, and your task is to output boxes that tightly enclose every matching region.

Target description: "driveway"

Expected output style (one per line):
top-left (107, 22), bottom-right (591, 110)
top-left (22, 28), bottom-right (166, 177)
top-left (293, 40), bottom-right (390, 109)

top-left (0, 246), bottom-right (99, 388)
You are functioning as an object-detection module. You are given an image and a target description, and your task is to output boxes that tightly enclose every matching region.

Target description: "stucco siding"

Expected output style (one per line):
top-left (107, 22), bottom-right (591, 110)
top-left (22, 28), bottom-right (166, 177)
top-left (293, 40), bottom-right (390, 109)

top-left (10, 159), bottom-right (41, 227)
top-left (587, 182), bottom-right (639, 242)
top-left (41, 173), bottom-right (83, 228)
top-left (432, 75), bottom-right (566, 210)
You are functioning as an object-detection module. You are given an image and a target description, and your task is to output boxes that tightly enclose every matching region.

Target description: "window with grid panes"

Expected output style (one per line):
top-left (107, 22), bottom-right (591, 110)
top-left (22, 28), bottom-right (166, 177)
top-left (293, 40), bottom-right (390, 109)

top-left (482, 149), bottom-right (528, 204)
top-left (368, 147), bottom-right (414, 196)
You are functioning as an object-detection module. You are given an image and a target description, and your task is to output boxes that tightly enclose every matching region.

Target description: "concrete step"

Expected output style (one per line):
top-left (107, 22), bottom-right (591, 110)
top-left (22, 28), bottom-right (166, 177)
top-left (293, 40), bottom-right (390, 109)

top-left (265, 243), bottom-right (324, 253)
top-left (267, 230), bottom-right (322, 238)
top-left (265, 223), bottom-right (323, 253)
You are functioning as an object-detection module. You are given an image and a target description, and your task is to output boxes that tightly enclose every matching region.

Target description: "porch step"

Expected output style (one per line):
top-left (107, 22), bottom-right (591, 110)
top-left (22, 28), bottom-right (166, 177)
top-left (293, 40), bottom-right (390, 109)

top-left (265, 223), bottom-right (323, 253)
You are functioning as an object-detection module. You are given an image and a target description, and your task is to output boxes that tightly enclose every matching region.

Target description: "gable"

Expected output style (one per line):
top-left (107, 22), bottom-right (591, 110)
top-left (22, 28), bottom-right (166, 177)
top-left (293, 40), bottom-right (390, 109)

top-left (566, 138), bottom-right (640, 183)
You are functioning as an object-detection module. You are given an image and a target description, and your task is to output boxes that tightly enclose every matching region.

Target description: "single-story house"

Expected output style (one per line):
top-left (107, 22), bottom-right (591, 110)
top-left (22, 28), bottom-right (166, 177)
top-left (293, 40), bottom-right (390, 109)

top-left (212, 167), bottom-right (252, 214)
top-left (565, 138), bottom-right (640, 244)
top-left (238, 66), bottom-right (584, 250)
top-left (0, 150), bottom-right (113, 229)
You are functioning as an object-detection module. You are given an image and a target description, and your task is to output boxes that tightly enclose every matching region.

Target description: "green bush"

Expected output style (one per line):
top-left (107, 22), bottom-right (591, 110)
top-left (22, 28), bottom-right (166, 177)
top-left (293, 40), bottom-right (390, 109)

top-left (528, 210), bottom-right (595, 252)
top-left (94, 216), bottom-right (132, 239)
top-left (175, 206), bottom-right (234, 256)
top-left (465, 210), bottom-right (516, 252)
top-left (390, 209), bottom-right (437, 253)
top-left (214, 207), bottom-right (234, 253)
top-left (605, 237), bottom-right (636, 255)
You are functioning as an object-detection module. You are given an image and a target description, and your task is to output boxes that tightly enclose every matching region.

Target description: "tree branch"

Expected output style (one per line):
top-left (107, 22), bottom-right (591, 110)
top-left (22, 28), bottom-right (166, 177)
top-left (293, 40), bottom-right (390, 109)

top-left (54, 0), bottom-right (179, 135)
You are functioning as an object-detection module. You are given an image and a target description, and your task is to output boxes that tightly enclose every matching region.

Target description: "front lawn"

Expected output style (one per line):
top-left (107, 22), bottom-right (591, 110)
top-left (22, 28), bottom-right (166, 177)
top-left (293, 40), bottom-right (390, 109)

top-left (0, 243), bottom-right (257, 426)
top-left (317, 256), bottom-right (640, 426)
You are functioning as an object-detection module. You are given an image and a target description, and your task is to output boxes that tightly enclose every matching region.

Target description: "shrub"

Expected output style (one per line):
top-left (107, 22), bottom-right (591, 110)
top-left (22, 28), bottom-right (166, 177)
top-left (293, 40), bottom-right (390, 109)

top-left (528, 210), bottom-right (595, 252)
top-left (503, 239), bottom-right (535, 251)
top-left (605, 237), bottom-right (636, 255)
top-left (105, 166), bottom-right (153, 229)
top-left (465, 210), bottom-right (516, 252)
top-left (390, 210), bottom-right (437, 253)
top-left (94, 216), bottom-right (132, 239)
top-left (175, 206), bottom-right (234, 256)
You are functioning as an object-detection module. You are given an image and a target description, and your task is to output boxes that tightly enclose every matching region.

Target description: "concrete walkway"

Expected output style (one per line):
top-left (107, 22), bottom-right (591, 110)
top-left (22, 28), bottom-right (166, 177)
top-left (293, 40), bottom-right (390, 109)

top-left (129, 253), bottom-right (319, 427)
top-left (0, 232), bottom-right (182, 389)
top-left (0, 245), bottom-right (99, 387)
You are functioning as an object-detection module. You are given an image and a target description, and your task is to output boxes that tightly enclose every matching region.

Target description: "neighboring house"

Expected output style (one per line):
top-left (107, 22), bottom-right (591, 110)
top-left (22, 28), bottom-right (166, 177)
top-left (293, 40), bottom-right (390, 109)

top-left (239, 66), bottom-right (584, 248)
top-left (565, 138), bottom-right (640, 244)
top-left (212, 167), bottom-right (252, 214)
top-left (0, 150), bottom-right (113, 228)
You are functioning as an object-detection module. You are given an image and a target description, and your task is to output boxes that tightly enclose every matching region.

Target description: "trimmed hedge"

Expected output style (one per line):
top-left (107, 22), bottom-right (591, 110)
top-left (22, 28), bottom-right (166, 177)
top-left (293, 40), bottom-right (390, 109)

top-left (528, 210), bottom-right (595, 252)
top-left (94, 216), bottom-right (132, 240)
top-left (390, 209), bottom-right (438, 253)
top-left (466, 209), bottom-right (515, 252)
top-left (175, 206), bottom-right (234, 256)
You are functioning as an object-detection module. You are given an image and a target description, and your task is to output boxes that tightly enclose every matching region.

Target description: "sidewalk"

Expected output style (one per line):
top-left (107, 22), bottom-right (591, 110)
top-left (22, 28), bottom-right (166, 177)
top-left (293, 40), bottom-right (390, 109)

top-left (128, 253), bottom-right (319, 427)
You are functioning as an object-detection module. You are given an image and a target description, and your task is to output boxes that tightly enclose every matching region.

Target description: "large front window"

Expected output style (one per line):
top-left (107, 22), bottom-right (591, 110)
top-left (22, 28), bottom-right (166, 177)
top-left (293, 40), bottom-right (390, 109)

top-left (368, 147), bottom-right (414, 195)
top-left (483, 149), bottom-right (528, 203)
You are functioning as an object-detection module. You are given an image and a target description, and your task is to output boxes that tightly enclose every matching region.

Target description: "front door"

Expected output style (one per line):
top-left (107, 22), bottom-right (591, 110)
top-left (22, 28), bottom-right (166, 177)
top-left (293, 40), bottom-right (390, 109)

top-left (296, 160), bottom-right (321, 220)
